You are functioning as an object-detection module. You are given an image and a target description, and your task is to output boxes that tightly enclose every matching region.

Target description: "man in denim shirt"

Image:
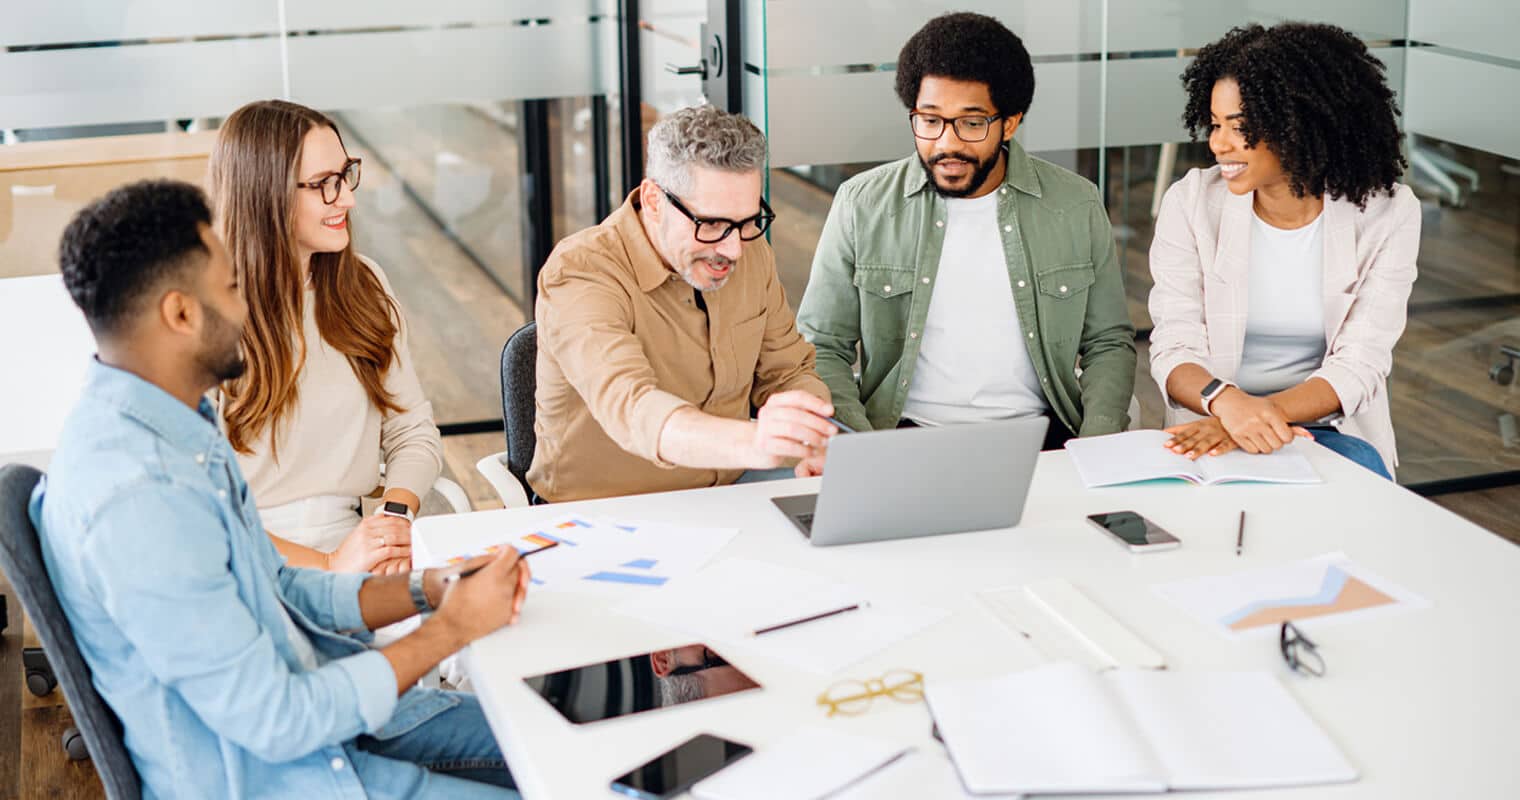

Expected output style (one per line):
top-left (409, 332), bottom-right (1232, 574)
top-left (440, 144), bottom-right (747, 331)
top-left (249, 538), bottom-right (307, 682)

top-left (31, 179), bottom-right (530, 798)
top-left (797, 13), bottom-right (1135, 448)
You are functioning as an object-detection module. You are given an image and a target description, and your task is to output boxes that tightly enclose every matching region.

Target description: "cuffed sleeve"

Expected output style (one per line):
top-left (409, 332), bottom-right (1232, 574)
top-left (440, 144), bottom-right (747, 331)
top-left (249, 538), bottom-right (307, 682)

top-left (1146, 175), bottom-right (1212, 410)
top-left (79, 485), bottom-right (392, 763)
top-left (331, 650), bottom-right (399, 734)
top-left (279, 564), bottom-right (370, 634)
top-left (538, 257), bottom-right (696, 464)
top-left (1307, 188), bottom-right (1419, 418)
top-left (797, 185), bottom-right (872, 432)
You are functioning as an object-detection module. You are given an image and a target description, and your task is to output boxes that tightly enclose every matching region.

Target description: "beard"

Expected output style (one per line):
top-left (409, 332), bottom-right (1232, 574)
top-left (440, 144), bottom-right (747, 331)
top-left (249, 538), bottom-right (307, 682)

top-left (198, 303), bottom-right (247, 383)
top-left (675, 252), bottom-right (735, 292)
top-left (920, 148), bottom-right (1003, 198)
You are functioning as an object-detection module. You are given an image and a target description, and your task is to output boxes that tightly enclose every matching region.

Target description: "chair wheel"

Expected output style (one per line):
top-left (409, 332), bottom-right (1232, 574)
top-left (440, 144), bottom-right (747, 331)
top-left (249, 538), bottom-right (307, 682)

top-left (1491, 360), bottom-right (1515, 386)
top-left (62, 727), bottom-right (90, 762)
top-left (25, 668), bottom-right (56, 697)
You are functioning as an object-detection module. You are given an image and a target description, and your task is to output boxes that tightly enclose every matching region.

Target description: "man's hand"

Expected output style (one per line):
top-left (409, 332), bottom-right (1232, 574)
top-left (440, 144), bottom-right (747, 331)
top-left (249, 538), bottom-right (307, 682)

top-left (325, 514), bottom-right (411, 573)
top-left (1210, 388), bottom-right (1303, 454)
top-left (427, 550), bottom-right (532, 647)
top-left (751, 391), bottom-right (838, 468)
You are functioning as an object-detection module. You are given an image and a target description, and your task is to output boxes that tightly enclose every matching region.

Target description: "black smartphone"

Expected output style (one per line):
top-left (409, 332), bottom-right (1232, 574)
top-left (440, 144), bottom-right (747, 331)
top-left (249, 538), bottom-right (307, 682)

top-left (1086, 510), bottom-right (1181, 552)
top-left (609, 733), bottom-right (753, 799)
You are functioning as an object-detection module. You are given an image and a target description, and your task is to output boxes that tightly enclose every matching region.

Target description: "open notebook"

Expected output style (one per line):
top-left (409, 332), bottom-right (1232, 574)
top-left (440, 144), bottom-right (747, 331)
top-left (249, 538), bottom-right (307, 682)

top-left (926, 662), bottom-right (1357, 795)
top-left (1064, 430), bottom-right (1321, 487)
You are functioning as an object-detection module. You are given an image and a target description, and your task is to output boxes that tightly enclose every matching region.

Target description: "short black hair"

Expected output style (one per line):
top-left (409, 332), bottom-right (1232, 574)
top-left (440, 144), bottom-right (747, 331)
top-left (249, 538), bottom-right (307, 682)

top-left (895, 12), bottom-right (1035, 119)
top-left (1182, 22), bottom-right (1406, 208)
top-left (58, 179), bottom-right (212, 336)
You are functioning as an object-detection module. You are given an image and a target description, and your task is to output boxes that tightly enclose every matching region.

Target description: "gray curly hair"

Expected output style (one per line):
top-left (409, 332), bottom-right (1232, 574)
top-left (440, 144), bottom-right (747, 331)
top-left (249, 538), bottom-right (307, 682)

top-left (645, 104), bottom-right (768, 196)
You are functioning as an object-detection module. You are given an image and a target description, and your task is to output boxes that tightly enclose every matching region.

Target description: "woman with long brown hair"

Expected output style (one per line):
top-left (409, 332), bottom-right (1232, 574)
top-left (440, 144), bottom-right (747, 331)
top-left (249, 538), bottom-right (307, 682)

top-left (210, 99), bottom-right (442, 574)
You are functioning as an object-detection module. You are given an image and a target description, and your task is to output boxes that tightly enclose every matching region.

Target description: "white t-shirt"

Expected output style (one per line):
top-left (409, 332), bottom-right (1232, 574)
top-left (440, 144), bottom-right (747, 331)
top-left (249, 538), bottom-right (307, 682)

top-left (900, 191), bottom-right (1047, 425)
top-left (1236, 211), bottom-right (1328, 396)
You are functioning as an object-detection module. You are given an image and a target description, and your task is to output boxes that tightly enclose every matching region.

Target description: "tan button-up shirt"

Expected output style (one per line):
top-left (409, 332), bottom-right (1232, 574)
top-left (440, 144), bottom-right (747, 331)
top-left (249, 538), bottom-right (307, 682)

top-left (528, 192), bottom-right (829, 502)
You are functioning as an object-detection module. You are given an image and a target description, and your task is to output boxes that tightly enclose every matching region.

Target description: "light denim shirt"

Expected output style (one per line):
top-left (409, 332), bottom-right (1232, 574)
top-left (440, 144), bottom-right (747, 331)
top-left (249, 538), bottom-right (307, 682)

top-left (30, 361), bottom-right (458, 799)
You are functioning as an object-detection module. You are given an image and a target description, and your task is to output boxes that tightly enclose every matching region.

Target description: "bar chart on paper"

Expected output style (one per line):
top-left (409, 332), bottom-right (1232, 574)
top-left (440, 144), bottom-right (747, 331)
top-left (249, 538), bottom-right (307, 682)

top-left (434, 515), bottom-right (738, 593)
top-left (1153, 553), bottom-right (1429, 638)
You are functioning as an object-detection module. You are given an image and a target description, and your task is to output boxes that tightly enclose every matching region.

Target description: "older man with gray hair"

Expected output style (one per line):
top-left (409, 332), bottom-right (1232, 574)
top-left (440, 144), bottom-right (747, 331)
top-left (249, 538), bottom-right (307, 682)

top-left (528, 104), bottom-right (837, 502)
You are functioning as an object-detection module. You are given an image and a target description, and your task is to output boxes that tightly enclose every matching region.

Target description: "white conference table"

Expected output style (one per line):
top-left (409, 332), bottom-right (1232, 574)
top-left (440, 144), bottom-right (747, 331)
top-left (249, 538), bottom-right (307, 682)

top-left (0, 274), bottom-right (95, 469)
top-left (414, 444), bottom-right (1520, 799)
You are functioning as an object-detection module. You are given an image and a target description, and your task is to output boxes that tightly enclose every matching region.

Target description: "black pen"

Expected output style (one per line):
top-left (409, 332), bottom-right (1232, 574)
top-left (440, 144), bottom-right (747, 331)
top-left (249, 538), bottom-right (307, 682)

top-left (1235, 511), bottom-right (1246, 556)
top-left (446, 540), bottom-right (559, 584)
top-left (751, 603), bottom-right (864, 636)
top-left (825, 416), bottom-right (856, 434)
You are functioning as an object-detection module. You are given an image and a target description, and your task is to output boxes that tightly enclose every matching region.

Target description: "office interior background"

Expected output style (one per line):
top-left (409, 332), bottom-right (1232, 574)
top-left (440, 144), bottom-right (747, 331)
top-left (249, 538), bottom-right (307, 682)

top-left (1, 0), bottom-right (1517, 787)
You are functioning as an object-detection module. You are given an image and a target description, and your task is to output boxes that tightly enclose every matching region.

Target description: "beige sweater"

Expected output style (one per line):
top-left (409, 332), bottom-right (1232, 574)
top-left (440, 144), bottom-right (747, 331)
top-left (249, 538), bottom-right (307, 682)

top-left (230, 256), bottom-right (443, 508)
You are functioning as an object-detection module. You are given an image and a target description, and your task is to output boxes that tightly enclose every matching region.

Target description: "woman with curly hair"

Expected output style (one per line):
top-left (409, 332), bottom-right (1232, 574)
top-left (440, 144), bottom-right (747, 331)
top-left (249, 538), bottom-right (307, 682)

top-left (1148, 22), bottom-right (1419, 478)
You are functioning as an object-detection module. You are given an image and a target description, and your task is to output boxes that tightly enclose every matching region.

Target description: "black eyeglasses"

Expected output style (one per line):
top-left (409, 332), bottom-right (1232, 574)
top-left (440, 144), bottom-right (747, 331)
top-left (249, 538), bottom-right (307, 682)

top-left (661, 188), bottom-right (775, 243)
top-left (1279, 621), bottom-right (1325, 677)
top-left (909, 112), bottom-right (1003, 142)
top-left (296, 157), bottom-right (362, 205)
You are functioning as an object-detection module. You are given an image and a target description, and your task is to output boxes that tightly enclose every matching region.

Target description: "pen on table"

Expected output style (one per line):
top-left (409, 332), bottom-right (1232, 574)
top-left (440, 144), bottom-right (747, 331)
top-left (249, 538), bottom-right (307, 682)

top-left (751, 603), bottom-right (865, 636)
top-left (446, 540), bottom-right (559, 584)
top-left (1235, 511), bottom-right (1246, 556)
top-left (824, 415), bottom-right (856, 434)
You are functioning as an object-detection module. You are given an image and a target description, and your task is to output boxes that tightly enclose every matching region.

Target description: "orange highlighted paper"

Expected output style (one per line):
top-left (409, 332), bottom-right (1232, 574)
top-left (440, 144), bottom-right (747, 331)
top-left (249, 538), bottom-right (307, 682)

top-left (1154, 553), bottom-right (1428, 639)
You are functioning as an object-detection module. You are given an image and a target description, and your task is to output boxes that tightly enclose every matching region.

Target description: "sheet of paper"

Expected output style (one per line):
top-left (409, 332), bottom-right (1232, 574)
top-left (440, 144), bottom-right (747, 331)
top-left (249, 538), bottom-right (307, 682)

top-left (1196, 441), bottom-right (1321, 485)
top-left (432, 514), bottom-right (737, 594)
top-left (925, 662), bottom-right (1166, 795)
top-left (691, 726), bottom-right (911, 800)
top-left (832, 750), bottom-right (1022, 800)
top-left (617, 558), bottom-right (950, 675)
top-left (1064, 430), bottom-right (1198, 487)
top-left (1107, 670), bottom-right (1358, 790)
top-left (1152, 552), bottom-right (1430, 639)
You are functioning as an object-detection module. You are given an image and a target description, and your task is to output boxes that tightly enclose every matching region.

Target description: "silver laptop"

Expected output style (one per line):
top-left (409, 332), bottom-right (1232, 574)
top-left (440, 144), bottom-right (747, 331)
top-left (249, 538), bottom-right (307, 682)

top-left (770, 417), bottom-right (1048, 546)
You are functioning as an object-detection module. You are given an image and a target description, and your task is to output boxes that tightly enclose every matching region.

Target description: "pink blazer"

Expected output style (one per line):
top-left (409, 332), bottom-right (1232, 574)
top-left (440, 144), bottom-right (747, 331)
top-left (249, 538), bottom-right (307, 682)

top-left (1147, 167), bottom-right (1420, 476)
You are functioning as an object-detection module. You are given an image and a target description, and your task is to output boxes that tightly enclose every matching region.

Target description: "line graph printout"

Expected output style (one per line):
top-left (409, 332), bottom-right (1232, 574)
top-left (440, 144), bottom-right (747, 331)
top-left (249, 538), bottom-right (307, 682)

top-left (1153, 553), bottom-right (1429, 639)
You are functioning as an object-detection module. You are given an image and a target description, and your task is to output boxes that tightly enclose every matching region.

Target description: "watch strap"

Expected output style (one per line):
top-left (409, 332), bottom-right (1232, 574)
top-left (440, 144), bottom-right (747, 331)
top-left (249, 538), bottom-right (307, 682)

top-left (407, 569), bottom-right (432, 615)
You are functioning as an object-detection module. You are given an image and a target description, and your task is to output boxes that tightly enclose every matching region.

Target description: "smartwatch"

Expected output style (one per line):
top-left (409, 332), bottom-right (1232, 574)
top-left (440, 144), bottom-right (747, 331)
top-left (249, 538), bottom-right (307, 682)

top-left (379, 500), bottom-right (414, 522)
top-left (1200, 378), bottom-right (1235, 415)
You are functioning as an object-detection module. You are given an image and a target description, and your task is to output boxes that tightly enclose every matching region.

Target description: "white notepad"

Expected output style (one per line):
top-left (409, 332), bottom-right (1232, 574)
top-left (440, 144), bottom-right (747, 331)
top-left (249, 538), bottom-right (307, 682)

top-left (926, 662), bottom-right (1357, 795)
top-left (1064, 430), bottom-right (1321, 487)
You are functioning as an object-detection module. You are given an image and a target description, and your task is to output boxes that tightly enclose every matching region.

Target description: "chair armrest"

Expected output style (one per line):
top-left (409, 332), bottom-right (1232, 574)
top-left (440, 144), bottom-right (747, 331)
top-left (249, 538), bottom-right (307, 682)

top-left (474, 452), bottom-right (531, 509)
top-left (430, 476), bottom-right (472, 515)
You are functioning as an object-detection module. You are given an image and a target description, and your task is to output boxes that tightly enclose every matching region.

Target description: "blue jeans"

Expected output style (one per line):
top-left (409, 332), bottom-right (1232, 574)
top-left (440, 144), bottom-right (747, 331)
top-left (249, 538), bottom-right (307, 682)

top-left (1305, 427), bottom-right (1391, 480)
top-left (348, 692), bottom-right (518, 799)
top-left (736, 467), bottom-right (796, 483)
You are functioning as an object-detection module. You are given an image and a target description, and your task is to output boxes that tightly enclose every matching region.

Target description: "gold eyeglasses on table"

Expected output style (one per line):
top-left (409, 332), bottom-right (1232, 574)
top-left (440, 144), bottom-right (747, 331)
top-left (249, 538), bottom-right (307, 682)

top-left (816, 669), bottom-right (924, 717)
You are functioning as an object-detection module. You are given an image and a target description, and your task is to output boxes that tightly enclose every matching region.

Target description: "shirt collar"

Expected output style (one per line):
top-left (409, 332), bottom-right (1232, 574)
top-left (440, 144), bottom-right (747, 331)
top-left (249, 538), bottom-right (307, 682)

top-left (84, 359), bottom-right (222, 458)
top-left (612, 190), bottom-right (682, 294)
top-left (903, 138), bottom-right (1044, 200)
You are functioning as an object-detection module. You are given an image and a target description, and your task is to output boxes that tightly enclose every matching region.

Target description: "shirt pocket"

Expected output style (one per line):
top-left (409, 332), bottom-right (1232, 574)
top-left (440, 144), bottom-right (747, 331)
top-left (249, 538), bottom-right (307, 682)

top-left (1034, 261), bottom-right (1096, 345)
top-left (853, 265), bottom-right (917, 344)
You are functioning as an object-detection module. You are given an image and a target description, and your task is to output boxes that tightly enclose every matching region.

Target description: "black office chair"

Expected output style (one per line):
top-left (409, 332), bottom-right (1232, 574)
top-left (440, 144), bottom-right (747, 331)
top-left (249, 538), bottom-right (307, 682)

top-left (475, 321), bottom-right (542, 507)
top-left (0, 464), bottom-right (141, 798)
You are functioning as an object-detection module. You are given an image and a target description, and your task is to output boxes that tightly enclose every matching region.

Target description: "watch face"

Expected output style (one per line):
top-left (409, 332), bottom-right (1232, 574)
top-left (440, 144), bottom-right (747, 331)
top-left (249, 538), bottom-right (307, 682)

top-left (383, 500), bottom-right (409, 515)
top-left (1202, 379), bottom-right (1223, 397)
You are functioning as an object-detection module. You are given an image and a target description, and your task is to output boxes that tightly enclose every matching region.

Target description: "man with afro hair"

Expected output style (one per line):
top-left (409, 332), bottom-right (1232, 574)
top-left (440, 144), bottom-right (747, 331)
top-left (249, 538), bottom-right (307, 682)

top-left (798, 12), bottom-right (1135, 448)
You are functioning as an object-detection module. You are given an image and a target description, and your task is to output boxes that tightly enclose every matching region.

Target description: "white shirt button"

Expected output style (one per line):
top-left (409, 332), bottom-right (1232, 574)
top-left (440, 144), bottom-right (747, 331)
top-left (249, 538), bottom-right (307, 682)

top-left (1016, 280), bottom-right (1026, 288)
top-left (1042, 378), bottom-right (1049, 384)
top-left (1003, 225), bottom-right (1012, 232)
top-left (217, 489), bottom-right (227, 499)
top-left (935, 220), bottom-right (944, 228)
top-left (882, 285), bottom-right (892, 293)
top-left (921, 277), bottom-right (930, 284)
top-left (909, 331), bottom-right (918, 339)
top-left (901, 380), bottom-right (908, 387)
top-left (194, 453), bottom-right (205, 464)
top-left (1001, 187), bottom-right (1008, 194)
top-left (1059, 285), bottom-right (1069, 293)
top-left (1028, 332), bottom-right (1035, 339)
top-left (331, 757), bottom-right (345, 771)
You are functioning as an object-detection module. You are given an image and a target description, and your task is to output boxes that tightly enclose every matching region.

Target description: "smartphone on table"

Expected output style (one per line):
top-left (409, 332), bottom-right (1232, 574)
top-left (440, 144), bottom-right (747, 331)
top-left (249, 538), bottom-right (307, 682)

top-left (609, 733), bottom-right (753, 799)
top-left (1086, 511), bottom-right (1181, 552)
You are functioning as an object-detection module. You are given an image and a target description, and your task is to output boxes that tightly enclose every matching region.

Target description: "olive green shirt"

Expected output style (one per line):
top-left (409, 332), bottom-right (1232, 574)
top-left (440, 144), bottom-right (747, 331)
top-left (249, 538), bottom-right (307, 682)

top-left (797, 141), bottom-right (1136, 436)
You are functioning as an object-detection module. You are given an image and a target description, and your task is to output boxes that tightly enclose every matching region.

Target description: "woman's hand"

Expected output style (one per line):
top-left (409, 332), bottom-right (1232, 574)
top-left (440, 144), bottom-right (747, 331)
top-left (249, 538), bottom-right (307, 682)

top-left (1210, 389), bottom-right (1309, 454)
top-left (1164, 417), bottom-right (1240, 459)
top-left (325, 514), bottom-right (412, 573)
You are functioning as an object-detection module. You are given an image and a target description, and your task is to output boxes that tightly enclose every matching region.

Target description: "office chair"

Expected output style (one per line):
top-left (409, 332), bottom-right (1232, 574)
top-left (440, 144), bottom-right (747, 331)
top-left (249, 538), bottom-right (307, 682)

top-left (0, 464), bottom-right (141, 798)
top-left (475, 321), bottom-right (538, 508)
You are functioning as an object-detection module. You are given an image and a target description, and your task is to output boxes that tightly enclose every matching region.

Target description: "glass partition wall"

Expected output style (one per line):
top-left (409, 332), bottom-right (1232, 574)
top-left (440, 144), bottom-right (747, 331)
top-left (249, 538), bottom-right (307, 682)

top-left (742, 0), bottom-right (1519, 494)
top-left (3, 1), bottom-right (1517, 500)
